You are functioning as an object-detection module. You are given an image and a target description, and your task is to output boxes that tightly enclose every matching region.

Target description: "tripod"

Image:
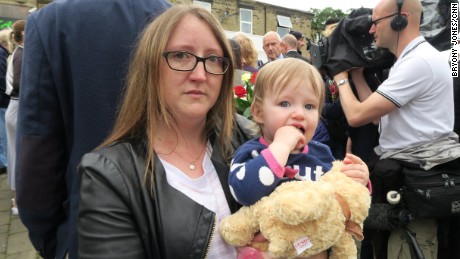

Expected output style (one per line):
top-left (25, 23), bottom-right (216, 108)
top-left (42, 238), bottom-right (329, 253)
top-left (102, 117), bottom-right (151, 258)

top-left (365, 191), bottom-right (425, 259)
top-left (387, 190), bottom-right (425, 259)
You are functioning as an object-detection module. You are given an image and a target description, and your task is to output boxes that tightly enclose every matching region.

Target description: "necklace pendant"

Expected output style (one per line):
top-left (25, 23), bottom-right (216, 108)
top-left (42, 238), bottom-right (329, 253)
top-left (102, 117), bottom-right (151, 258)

top-left (189, 162), bottom-right (196, 170)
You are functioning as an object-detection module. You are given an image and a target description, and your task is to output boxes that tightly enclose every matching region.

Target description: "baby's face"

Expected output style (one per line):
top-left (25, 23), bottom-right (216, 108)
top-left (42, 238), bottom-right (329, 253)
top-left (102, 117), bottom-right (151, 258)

top-left (255, 77), bottom-right (320, 145)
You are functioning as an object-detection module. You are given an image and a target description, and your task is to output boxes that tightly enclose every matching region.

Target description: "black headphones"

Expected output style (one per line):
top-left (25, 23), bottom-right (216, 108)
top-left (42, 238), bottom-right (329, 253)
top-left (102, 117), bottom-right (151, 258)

top-left (391, 0), bottom-right (408, 31)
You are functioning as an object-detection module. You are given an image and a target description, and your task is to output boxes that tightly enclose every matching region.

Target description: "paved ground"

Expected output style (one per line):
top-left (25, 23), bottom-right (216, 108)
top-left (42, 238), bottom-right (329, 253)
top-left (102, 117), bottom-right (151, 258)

top-left (0, 174), bottom-right (40, 259)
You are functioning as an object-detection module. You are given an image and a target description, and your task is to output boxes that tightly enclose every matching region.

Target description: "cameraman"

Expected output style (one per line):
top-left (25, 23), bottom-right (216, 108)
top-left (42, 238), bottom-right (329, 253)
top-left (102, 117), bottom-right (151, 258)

top-left (333, 0), bottom-right (460, 258)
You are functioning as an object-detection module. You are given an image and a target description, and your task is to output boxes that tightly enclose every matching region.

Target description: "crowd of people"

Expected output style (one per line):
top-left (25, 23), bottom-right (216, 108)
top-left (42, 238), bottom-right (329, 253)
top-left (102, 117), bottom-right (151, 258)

top-left (0, 19), bottom-right (25, 216)
top-left (0, 0), bottom-right (458, 258)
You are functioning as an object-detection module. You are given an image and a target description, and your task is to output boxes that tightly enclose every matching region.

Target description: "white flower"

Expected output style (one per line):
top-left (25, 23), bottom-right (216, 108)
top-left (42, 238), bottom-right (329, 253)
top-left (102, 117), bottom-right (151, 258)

top-left (241, 72), bottom-right (251, 83)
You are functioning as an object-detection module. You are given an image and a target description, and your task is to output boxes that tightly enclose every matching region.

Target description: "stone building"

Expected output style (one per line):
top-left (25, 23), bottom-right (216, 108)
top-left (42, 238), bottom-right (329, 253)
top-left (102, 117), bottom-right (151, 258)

top-left (0, 0), bottom-right (313, 61)
top-left (0, 0), bottom-right (50, 29)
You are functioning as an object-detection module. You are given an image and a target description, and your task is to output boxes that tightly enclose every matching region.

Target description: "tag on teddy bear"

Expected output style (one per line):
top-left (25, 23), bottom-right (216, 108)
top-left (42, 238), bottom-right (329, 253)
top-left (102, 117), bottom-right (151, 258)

top-left (293, 236), bottom-right (313, 255)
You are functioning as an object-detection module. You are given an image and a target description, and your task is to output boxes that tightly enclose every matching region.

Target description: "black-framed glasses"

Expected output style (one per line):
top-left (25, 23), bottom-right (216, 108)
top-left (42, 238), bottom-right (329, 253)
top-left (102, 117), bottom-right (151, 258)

top-left (162, 51), bottom-right (230, 75)
top-left (371, 12), bottom-right (398, 26)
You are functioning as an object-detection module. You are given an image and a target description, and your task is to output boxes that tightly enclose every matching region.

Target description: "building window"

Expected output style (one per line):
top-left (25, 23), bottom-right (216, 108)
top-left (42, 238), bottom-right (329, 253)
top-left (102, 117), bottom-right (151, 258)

top-left (277, 27), bottom-right (290, 37)
top-left (276, 15), bottom-right (292, 37)
top-left (193, 1), bottom-right (211, 12)
top-left (240, 8), bottom-right (252, 34)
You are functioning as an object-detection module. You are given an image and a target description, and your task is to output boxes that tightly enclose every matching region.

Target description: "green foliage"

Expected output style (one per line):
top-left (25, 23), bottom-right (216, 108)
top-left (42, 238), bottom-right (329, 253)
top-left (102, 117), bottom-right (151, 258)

top-left (234, 72), bottom-right (257, 119)
top-left (309, 7), bottom-right (348, 41)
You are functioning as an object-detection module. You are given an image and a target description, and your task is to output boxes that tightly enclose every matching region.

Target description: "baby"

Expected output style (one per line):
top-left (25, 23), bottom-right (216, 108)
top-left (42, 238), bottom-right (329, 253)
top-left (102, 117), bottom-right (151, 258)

top-left (229, 58), bottom-right (370, 206)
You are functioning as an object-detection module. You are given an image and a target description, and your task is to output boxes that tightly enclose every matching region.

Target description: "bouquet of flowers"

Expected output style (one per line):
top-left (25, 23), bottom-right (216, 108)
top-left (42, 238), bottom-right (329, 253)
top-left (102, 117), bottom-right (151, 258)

top-left (327, 79), bottom-right (339, 101)
top-left (234, 72), bottom-right (257, 118)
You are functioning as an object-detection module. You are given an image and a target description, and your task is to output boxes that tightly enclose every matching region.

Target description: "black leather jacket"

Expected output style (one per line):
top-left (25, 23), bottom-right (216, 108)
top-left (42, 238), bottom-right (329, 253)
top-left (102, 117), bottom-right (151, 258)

top-left (78, 120), bottom-right (253, 259)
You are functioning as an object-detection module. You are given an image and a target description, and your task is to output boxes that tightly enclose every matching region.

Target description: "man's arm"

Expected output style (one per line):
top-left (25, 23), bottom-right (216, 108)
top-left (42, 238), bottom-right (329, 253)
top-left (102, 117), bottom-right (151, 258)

top-left (350, 69), bottom-right (381, 125)
top-left (333, 71), bottom-right (396, 127)
top-left (16, 15), bottom-right (67, 259)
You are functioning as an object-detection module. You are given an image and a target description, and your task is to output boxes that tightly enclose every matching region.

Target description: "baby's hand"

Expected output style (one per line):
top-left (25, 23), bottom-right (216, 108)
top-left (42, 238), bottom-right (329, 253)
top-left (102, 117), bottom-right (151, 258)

top-left (340, 153), bottom-right (369, 186)
top-left (236, 233), bottom-right (327, 259)
top-left (236, 233), bottom-right (266, 259)
top-left (268, 126), bottom-right (306, 169)
top-left (273, 126), bottom-right (306, 152)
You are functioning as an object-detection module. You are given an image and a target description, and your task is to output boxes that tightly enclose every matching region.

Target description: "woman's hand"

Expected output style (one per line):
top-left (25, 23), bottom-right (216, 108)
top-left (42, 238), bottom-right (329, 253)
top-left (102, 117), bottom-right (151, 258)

top-left (237, 248), bottom-right (327, 259)
top-left (340, 153), bottom-right (369, 186)
top-left (236, 233), bottom-right (266, 259)
top-left (236, 233), bottom-right (327, 259)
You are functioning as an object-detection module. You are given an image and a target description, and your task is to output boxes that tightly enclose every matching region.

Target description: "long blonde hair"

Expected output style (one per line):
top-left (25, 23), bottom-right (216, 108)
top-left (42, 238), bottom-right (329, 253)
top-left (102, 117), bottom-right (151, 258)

top-left (100, 5), bottom-right (235, 190)
top-left (233, 32), bottom-right (258, 68)
top-left (0, 29), bottom-right (13, 54)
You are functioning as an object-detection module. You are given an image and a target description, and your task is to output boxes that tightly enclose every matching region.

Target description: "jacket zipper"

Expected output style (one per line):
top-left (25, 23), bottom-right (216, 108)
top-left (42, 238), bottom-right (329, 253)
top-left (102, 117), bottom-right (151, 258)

top-left (203, 214), bottom-right (216, 259)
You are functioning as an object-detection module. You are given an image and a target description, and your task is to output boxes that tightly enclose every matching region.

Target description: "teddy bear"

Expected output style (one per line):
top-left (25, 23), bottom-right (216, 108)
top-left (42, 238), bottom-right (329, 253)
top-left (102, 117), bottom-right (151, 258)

top-left (219, 161), bottom-right (371, 259)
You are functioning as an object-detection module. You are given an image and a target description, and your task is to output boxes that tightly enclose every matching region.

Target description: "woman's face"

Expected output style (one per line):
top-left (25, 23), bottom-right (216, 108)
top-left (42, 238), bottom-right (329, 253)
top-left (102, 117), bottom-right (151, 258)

top-left (160, 14), bottom-right (225, 124)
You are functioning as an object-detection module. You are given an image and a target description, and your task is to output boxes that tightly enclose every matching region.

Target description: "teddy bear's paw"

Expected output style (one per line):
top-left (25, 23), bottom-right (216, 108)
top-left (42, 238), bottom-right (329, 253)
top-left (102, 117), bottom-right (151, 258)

top-left (219, 206), bottom-right (260, 246)
top-left (219, 225), bottom-right (255, 246)
top-left (219, 221), bottom-right (257, 246)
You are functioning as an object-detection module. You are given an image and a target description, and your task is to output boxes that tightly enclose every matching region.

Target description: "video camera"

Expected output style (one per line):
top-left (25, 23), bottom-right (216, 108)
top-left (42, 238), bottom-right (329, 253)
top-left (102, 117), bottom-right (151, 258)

top-left (311, 0), bottom-right (455, 77)
top-left (309, 14), bottom-right (395, 77)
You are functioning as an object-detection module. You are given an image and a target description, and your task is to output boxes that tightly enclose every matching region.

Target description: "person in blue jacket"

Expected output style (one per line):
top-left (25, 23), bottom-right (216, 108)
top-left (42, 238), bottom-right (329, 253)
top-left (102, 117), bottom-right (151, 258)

top-left (15, 1), bottom-right (171, 258)
top-left (0, 29), bottom-right (11, 175)
top-left (229, 58), bottom-right (370, 207)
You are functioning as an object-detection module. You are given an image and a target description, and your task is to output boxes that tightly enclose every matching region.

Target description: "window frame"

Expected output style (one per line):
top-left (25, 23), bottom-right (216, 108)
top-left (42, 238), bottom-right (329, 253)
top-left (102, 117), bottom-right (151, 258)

top-left (240, 8), bottom-right (253, 34)
top-left (277, 15), bottom-right (292, 28)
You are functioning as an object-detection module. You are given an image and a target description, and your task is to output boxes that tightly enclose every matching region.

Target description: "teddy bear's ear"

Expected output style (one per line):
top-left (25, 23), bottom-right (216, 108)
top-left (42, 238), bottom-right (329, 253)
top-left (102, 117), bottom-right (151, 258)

top-left (274, 181), bottom-right (334, 225)
top-left (322, 170), bottom-right (372, 224)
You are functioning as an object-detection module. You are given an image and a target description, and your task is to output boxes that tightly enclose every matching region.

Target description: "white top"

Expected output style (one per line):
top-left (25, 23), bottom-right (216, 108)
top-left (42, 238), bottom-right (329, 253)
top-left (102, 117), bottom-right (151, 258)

top-left (376, 36), bottom-right (454, 153)
top-left (161, 143), bottom-right (236, 258)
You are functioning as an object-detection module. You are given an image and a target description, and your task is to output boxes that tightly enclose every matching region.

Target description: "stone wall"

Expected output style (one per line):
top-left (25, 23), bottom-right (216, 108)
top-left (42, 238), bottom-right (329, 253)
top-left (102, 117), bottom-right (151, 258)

top-left (171, 0), bottom-right (313, 40)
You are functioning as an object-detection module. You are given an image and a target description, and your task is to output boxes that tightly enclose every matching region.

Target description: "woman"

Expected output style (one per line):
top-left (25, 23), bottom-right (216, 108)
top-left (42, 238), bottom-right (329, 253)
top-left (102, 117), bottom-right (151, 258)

top-left (233, 32), bottom-right (258, 72)
top-left (6, 20), bottom-right (25, 216)
top-left (77, 5), bottom-right (251, 258)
